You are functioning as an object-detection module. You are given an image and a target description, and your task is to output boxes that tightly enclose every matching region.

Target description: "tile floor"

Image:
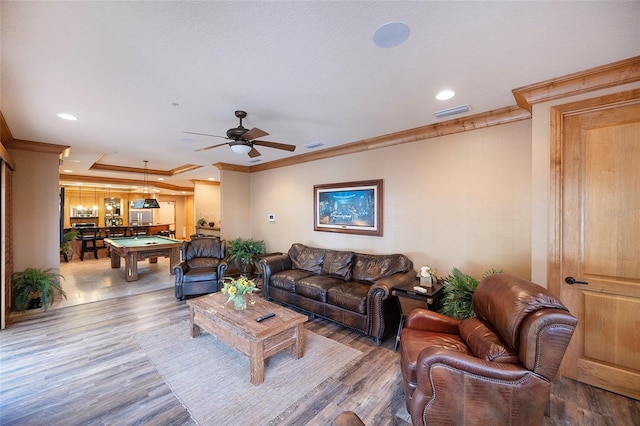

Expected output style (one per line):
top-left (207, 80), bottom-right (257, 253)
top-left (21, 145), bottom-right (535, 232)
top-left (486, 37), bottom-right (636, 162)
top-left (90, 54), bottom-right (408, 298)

top-left (40, 255), bottom-right (174, 311)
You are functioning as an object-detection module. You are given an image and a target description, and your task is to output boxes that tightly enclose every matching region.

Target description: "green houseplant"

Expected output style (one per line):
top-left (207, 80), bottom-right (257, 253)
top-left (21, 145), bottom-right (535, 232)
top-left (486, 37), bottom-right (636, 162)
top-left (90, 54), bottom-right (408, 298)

top-left (11, 267), bottom-right (67, 312)
top-left (438, 268), bottom-right (502, 319)
top-left (227, 238), bottom-right (266, 275)
top-left (60, 229), bottom-right (79, 261)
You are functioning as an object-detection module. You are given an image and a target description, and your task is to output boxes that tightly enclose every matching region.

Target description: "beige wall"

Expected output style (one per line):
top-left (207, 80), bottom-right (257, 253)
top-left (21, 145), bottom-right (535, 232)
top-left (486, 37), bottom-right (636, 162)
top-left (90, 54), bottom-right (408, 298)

top-left (220, 170), bottom-right (251, 240)
top-left (193, 181), bottom-right (220, 231)
top-left (243, 120), bottom-right (533, 280)
top-left (10, 149), bottom-right (60, 271)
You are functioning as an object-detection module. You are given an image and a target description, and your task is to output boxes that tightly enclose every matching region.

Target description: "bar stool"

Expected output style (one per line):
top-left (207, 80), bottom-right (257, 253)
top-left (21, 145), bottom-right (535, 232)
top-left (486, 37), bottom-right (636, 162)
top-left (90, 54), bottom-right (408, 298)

top-left (78, 228), bottom-right (101, 261)
top-left (130, 226), bottom-right (149, 236)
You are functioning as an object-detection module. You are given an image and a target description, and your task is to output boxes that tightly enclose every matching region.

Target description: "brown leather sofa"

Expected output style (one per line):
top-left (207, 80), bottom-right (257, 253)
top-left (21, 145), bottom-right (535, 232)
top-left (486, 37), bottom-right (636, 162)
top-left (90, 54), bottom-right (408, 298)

top-left (399, 274), bottom-right (577, 425)
top-left (260, 243), bottom-right (415, 343)
top-left (173, 237), bottom-right (228, 301)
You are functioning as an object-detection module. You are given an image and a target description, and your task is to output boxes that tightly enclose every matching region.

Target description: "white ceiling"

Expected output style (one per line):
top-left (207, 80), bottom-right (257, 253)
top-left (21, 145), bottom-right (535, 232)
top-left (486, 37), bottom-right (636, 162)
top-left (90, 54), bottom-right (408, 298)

top-left (2, 1), bottom-right (639, 193)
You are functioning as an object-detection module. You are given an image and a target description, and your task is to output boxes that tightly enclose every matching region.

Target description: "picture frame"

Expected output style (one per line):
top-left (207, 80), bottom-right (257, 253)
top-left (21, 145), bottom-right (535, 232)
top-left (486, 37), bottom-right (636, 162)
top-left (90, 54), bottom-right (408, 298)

top-left (314, 179), bottom-right (383, 236)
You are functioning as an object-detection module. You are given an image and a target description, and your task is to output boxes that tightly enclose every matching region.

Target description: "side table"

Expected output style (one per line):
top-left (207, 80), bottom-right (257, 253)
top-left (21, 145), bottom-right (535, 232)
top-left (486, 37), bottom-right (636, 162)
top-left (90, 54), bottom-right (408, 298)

top-left (392, 279), bottom-right (444, 350)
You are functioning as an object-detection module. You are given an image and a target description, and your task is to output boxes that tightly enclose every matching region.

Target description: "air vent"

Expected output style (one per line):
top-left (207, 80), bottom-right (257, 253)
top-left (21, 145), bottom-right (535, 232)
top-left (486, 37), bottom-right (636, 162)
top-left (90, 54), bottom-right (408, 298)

top-left (248, 158), bottom-right (262, 164)
top-left (433, 104), bottom-right (471, 118)
top-left (304, 142), bottom-right (324, 149)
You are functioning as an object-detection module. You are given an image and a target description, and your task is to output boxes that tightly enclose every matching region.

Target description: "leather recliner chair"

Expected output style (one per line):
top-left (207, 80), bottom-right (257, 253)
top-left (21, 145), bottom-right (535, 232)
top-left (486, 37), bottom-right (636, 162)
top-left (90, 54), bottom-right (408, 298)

top-left (399, 274), bottom-right (577, 426)
top-left (173, 237), bottom-right (228, 301)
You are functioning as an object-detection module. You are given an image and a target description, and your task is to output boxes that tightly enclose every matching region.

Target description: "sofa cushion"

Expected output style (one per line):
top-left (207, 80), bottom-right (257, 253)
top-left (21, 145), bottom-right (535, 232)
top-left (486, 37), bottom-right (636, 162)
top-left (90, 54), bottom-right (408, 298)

top-left (296, 275), bottom-right (344, 302)
top-left (182, 267), bottom-right (218, 283)
top-left (321, 250), bottom-right (355, 281)
top-left (270, 269), bottom-right (312, 293)
top-left (351, 253), bottom-right (411, 283)
top-left (458, 318), bottom-right (520, 364)
top-left (289, 243), bottom-right (325, 274)
top-left (327, 282), bottom-right (370, 314)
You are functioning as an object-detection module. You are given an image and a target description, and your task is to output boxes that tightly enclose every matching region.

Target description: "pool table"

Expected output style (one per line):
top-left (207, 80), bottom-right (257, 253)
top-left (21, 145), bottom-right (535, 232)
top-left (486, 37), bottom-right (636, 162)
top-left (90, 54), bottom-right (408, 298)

top-left (103, 235), bottom-right (182, 282)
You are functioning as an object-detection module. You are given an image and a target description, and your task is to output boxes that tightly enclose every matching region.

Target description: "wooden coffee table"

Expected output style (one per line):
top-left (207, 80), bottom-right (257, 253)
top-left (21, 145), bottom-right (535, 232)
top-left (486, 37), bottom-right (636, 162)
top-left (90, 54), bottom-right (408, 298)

top-left (186, 292), bottom-right (308, 385)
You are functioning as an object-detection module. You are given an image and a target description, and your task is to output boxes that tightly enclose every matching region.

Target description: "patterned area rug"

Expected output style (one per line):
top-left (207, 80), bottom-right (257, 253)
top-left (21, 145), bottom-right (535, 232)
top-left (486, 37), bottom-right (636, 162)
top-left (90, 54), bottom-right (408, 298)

top-left (136, 320), bottom-right (362, 425)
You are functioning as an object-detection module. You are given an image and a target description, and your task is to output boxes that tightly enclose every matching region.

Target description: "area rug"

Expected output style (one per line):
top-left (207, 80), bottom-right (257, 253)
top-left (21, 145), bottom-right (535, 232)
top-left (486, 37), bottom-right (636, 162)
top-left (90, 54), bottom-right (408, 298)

top-left (136, 320), bottom-right (363, 425)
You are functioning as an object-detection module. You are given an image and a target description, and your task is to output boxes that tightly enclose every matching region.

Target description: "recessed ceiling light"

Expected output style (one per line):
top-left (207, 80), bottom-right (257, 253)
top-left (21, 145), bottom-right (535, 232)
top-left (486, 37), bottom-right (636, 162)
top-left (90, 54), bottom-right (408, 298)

top-left (157, 178), bottom-right (164, 181)
top-left (63, 169), bottom-right (73, 173)
top-left (373, 22), bottom-right (410, 48)
top-left (436, 90), bottom-right (455, 100)
top-left (57, 113), bottom-right (77, 120)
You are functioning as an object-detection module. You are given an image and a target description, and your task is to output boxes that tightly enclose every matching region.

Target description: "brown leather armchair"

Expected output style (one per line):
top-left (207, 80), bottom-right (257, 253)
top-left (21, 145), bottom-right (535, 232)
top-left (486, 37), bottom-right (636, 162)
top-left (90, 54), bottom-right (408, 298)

top-left (173, 237), bottom-right (227, 301)
top-left (399, 274), bottom-right (577, 425)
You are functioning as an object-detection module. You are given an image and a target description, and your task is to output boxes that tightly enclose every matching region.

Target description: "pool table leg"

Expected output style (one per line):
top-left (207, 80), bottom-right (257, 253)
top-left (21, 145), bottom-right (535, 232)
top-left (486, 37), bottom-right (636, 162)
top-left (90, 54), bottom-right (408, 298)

top-left (110, 251), bottom-right (121, 269)
top-left (124, 253), bottom-right (138, 282)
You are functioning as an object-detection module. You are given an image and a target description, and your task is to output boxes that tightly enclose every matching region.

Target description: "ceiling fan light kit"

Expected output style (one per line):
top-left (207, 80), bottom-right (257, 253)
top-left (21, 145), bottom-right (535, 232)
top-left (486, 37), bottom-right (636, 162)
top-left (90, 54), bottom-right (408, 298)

top-left (230, 144), bottom-right (252, 155)
top-left (187, 110), bottom-right (296, 158)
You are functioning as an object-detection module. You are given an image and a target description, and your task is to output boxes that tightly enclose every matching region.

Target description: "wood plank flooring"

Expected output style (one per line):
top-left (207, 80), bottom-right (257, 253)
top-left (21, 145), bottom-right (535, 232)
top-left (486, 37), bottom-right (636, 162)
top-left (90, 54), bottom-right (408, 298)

top-left (1, 258), bottom-right (638, 425)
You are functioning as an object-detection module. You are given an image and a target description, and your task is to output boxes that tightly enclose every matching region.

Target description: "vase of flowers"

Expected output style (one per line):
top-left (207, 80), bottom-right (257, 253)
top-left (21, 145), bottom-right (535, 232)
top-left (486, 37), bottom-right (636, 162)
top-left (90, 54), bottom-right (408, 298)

top-left (221, 275), bottom-right (257, 310)
top-left (418, 266), bottom-right (436, 287)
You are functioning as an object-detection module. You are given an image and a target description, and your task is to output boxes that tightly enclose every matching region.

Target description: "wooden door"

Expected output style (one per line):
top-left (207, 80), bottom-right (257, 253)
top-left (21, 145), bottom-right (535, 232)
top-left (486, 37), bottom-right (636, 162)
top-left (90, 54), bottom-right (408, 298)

top-left (551, 91), bottom-right (640, 400)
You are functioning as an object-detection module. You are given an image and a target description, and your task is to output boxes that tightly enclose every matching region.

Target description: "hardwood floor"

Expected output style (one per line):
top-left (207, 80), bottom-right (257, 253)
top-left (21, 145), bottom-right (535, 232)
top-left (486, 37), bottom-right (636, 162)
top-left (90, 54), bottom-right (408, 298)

top-left (1, 258), bottom-right (638, 425)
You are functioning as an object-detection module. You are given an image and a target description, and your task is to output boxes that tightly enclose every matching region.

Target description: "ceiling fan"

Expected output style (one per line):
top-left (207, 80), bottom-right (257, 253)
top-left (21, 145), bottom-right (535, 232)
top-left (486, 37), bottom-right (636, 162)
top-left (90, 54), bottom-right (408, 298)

top-left (185, 110), bottom-right (296, 158)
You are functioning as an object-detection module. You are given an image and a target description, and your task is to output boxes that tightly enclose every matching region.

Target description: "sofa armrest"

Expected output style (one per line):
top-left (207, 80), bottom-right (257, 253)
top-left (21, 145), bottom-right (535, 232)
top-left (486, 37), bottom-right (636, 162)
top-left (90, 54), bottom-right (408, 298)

top-left (366, 270), bottom-right (415, 343)
top-left (259, 254), bottom-right (293, 294)
top-left (371, 269), bottom-right (416, 296)
top-left (405, 308), bottom-right (461, 334)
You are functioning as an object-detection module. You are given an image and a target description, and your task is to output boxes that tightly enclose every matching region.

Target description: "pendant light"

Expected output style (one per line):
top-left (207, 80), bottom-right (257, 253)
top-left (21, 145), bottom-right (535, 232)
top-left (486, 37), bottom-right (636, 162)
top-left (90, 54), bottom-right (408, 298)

top-left (92, 186), bottom-right (99, 211)
top-left (77, 184), bottom-right (83, 210)
top-left (142, 160), bottom-right (160, 209)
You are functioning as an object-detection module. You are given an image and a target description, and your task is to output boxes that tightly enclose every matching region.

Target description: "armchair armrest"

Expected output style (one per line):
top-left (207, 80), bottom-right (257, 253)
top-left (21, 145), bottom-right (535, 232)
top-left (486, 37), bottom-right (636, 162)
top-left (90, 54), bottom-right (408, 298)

top-left (173, 261), bottom-right (189, 281)
top-left (405, 309), bottom-right (461, 334)
top-left (411, 347), bottom-right (550, 424)
top-left (217, 260), bottom-right (228, 287)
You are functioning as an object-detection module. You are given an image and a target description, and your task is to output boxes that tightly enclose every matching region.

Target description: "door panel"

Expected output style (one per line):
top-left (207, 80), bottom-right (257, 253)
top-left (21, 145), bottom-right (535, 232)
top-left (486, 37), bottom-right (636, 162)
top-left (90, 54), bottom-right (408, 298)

top-left (557, 98), bottom-right (640, 400)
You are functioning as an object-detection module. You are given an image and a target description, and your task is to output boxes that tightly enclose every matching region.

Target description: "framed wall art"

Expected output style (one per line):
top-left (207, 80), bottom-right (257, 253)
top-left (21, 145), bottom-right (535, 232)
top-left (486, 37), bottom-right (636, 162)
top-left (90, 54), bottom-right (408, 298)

top-left (314, 179), bottom-right (383, 236)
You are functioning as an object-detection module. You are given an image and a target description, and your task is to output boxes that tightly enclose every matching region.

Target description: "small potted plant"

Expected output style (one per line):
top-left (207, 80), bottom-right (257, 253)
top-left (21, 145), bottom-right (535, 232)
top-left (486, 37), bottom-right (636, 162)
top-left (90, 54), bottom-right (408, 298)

top-left (11, 267), bottom-right (67, 312)
top-left (438, 268), bottom-right (503, 319)
top-left (60, 229), bottom-right (79, 262)
top-left (227, 238), bottom-right (266, 275)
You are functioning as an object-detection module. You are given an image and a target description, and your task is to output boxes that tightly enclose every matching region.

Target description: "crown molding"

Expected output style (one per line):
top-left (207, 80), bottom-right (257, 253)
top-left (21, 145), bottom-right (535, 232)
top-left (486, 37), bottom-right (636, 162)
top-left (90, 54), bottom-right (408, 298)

top-left (213, 162), bottom-right (252, 172)
top-left (190, 179), bottom-right (220, 186)
top-left (248, 105), bottom-right (530, 173)
top-left (5, 138), bottom-right (70, 155)
top-left (513, 56), bottom-right (640, 112)
top-left (60, 174), bottom-right (193, 192)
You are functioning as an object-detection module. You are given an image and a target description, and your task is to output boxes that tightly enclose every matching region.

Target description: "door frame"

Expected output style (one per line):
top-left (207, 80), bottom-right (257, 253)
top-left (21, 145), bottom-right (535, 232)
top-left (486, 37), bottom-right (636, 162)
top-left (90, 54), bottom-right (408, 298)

top-left (547, 88), bottom-right (640, 299)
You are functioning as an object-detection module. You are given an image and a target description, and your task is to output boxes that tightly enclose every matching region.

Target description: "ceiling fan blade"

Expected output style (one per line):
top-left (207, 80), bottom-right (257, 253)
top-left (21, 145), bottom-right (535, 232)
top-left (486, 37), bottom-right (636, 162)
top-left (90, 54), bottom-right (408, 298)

top-left (195, 142), bottom-right (228, 152)
top-left (248, 147), bottom-right (261, 158)
top-left (241, 127), bottom-right (269, 141)
top-left (253, 140), bottom-right (297, 152)
top-left (184, 131), bottom-right (227, 139)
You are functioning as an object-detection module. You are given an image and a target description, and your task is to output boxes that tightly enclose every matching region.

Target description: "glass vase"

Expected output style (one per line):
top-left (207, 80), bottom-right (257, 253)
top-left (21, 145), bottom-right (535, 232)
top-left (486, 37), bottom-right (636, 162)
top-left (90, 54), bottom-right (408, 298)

top-left (233, 295), bottom-right (247, 311)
